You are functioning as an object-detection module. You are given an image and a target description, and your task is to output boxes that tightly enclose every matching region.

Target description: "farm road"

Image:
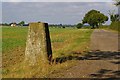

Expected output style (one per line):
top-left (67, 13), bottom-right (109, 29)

top-left (90, 29), bottom-right (119, 51)
top-left (48, 29), bottom-right (120, 78)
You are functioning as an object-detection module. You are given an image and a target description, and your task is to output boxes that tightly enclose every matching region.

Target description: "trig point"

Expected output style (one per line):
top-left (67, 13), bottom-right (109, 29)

top-left (25, 22), bottom-right (52, 66)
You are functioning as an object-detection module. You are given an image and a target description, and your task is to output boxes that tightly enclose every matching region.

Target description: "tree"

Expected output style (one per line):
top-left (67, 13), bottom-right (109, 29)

top-left (114, 0), bottom-right (120, 6)
top-left (82, 10), bottom-right (108, 29)
top-left (108, 10), bottom-right (119, 22)
top-left (18, 21), bottom-right (25, 26)
top-left (110, 14), bottom-right (119, 22)
top-left (76, 23), bottom-right (83, 29)
top-left (112, 0), bottom-right (120, 21)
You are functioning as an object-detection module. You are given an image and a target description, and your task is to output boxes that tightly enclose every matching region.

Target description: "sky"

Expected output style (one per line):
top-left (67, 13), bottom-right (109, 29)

top-left (1, 0), bottom-right (118, 25)
top-left (1, 0), bottom-right (115, 2)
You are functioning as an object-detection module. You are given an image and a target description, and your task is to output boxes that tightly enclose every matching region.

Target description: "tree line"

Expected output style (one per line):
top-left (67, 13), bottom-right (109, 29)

top-left (2, 21), bottom-right (26, 26)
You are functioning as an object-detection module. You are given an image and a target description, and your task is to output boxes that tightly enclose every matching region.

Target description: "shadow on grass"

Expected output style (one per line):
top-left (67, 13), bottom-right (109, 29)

top-left (52, 50), bottom-right (120, 64)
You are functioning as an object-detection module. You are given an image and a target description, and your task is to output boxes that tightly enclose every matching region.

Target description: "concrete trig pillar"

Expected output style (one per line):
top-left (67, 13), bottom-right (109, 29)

top-left (25, 22), bottom-right (52, 66)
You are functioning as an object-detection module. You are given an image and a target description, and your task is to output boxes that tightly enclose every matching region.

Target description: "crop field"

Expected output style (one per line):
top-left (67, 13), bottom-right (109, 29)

top-left (2, 26), bottom-right (93, 78)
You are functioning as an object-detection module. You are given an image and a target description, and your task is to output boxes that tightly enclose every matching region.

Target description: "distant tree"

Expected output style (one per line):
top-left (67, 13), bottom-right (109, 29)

top-left (18, 21), bottom-right (25, 26)
top-left (76, 23), bottom-right (83, 29)
top-left (2, 23), bottom-right (9, 26)
top-left (38, 21), bottom-right (41, 23)
top-left (82, 10), bottom-right (108, 29)
top-left (108, 10), bottom-right (119, 22)
top-left (62, 26), bottom-right (65, 28)
top-left (60, 24), bottom-right (62, 26)
top-left (112, 0), bottom-right (120, 21)
top-left (110, 14), bottom-right (119, 22)
top-left (114, 0), bottom-right (120, 6)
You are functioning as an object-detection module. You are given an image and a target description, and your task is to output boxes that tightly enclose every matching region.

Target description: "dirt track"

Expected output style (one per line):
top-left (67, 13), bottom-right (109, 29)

top-left (90, 29), bottom-right (119, 51)
top-left (48, 29), bottom-right (120, 78)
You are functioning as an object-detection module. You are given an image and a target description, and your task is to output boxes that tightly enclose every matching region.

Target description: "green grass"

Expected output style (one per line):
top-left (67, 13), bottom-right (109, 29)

top-left (2, 27), bottom-right (28, 53)
top-left (2, 26), bottom-right (93, 78)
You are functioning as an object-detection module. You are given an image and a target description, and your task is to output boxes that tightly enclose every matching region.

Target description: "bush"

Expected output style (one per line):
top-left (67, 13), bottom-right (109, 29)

top-left (110, 21), bottom-right (120, 32)
top-left (76, 23), bottom-right (83, 29)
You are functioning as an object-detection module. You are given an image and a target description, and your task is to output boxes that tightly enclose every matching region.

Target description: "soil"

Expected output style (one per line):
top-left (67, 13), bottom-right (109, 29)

top-left (48, 29), bottom-right (120, 78)
top-left (2, 46), bottom-right (25, 68)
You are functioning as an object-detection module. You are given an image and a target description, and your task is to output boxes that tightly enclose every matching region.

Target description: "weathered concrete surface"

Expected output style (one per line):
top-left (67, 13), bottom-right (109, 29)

top-left (25, 22), bottom-right (52, 66)
top-left (90, 29), bottom-right (119, 51)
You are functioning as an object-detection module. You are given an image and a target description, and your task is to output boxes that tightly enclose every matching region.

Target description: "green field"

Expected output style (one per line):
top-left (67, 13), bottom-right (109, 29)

top-left (2, 26), bottom-right (93, 78)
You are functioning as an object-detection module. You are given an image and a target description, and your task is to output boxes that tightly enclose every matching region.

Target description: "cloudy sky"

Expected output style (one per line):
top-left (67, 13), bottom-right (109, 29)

top-left (1, 0), bottom-right (118, 25)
